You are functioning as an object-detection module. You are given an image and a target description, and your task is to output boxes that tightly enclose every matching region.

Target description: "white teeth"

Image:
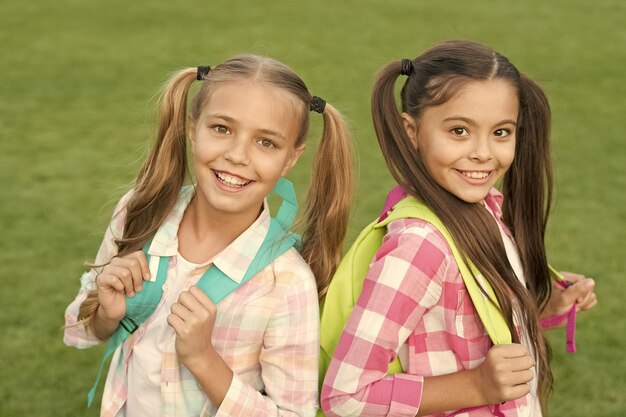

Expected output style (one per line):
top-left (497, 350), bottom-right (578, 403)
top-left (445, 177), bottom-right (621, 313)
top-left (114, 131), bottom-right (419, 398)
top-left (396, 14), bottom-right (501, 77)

top-left (215, 171), bottom-right (250, 187)
top-left (461, 171), bottom-right (489, 179)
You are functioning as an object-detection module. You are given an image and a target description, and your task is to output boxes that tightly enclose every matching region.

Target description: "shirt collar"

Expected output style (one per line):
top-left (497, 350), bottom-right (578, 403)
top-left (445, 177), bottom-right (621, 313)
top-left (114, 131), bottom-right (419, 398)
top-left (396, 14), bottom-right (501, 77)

top-left (147, 185), bottom-right (195, 257)
top-left (482, 188), bottom-right (513, 237)
top-left (147, 185), bottom-right (271, 284)
top-left (211, 203), bottom-right (270, 284)
top-left (484, 188), bottom-right (505, 221)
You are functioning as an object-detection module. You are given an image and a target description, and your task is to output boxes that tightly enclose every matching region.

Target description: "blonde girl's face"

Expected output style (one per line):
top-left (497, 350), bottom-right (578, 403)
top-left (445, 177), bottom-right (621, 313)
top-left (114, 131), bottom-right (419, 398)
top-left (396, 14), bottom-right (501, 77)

top-left (188, 81), bottom-right (305, 220)
top-left (402, 79), bottom-right (519, 203)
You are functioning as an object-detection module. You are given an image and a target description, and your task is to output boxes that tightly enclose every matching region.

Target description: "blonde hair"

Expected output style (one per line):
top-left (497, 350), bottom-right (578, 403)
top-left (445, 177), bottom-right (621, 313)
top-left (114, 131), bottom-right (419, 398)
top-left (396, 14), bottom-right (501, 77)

top-left (78, 55), bottom-right (354, 329)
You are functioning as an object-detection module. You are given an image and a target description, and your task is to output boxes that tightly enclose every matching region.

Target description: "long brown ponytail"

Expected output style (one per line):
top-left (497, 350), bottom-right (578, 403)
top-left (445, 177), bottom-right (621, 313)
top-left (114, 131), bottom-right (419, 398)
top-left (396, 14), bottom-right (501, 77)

top-left (78, 55), bottom-right (353, 328)
top-left (371, 40), bottom-right (553, 407)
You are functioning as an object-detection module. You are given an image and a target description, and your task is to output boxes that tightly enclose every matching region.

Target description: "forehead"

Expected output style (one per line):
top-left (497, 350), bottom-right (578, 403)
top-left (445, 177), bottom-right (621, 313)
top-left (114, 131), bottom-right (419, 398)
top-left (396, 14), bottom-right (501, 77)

top-left (430, 79), bottom-right (520, 121)
top-left (204, 81), bottom-right (302, 119)
top-left (202, 80), bottom-right (303, 140)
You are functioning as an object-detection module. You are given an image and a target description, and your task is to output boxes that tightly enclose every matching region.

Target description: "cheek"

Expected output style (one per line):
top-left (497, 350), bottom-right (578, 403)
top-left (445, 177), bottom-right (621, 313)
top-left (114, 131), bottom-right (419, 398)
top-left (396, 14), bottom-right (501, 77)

top-left (501, 141), bottom-right (517, 169)
top-left (252, 149), bottom-right (291, 177)
top-left (420, 142), bottom-right (459, 170)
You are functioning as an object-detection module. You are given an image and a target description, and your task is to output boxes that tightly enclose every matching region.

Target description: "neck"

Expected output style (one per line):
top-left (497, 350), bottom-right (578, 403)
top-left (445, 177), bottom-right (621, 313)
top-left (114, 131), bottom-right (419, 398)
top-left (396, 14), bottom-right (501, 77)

top-left (177, 194), bottom-right (263, 263)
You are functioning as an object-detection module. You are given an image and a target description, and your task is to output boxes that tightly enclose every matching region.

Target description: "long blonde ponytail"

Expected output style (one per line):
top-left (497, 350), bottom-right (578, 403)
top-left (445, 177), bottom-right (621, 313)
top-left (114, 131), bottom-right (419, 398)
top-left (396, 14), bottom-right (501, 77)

top-left (299, 103), bottom-right (354, 301)
top-left (77, 68), bottom-right (197, 329)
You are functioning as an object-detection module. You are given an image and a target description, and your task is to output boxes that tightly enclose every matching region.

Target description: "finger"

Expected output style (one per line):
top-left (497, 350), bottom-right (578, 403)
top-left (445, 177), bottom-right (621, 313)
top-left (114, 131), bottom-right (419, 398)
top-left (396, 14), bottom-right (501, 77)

top-left (511, 369), bottom-right (534, 385)
top-left (96, 273), bottom-right (125, 292)
top-left (577, 293), bottom-right (598, 311)
top-left (130, 251), bottom-right (151, 281)
top-left (498, 343), bottom-right (530, 359)
top-left (561, 278), bottom-right (595, 305)
top-left (177, 290), bottom-right (205, 313)
top-left (507, 383), bottom-right (531, 401)
top-left (170, 302), bottom-right (192, 321)
top-left (188, 286), bottom-right (216, 312)
top-left (578, 289), bottom-right (595, 305)
top-left (167, 313), bottom-right (184, 332)
top-left (582, 297), bottom-right (598, 311)
top-left (114, 257), bottom-right (145, 293)
top-left (576, 280), bottom-right (595, 303)
top-left (511, 355), bottom-right (535, 371)
top-left (104, 265), bottom-right (137, 297)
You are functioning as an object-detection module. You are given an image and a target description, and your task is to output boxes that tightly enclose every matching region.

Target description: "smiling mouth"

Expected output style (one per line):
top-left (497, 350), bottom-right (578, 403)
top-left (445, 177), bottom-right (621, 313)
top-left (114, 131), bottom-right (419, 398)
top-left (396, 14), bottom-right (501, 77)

top-left (214, 170), bottom-right (253, 188)
top-left (458, 170), bottom-right (491, 180)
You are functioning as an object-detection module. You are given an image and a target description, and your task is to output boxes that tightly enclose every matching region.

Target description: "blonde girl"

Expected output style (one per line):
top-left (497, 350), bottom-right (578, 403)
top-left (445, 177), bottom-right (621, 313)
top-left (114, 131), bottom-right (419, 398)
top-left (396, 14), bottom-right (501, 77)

top-left (65, 55), bottom-right (353, 417)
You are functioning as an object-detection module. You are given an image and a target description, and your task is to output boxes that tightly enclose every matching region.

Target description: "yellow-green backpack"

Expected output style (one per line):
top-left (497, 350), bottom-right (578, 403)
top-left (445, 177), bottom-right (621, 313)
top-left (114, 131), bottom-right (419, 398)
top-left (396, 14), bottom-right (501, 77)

top-left (318, 192), bottom-right (512, 416)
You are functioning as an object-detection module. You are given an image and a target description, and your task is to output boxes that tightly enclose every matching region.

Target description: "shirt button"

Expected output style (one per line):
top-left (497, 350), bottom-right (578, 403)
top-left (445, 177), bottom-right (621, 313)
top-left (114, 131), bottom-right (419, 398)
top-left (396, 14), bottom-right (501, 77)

top-left (162, 284), bottom-right (168, 291)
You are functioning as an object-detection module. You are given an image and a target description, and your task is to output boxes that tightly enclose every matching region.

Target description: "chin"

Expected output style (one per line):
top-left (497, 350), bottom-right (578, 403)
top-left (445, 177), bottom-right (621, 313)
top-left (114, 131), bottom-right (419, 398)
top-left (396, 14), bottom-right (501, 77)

top-left (454, 190), bottom-right (491, 204)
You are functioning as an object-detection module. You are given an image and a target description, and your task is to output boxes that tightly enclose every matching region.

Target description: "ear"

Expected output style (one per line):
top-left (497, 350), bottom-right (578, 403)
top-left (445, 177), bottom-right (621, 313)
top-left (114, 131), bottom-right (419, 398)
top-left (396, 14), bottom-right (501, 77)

top-left (401, 112), bottom-right (419, 150)
top-left (281, 144), bottom-right (306, 177)
top-left (188, 116), bottom-right (197, 153)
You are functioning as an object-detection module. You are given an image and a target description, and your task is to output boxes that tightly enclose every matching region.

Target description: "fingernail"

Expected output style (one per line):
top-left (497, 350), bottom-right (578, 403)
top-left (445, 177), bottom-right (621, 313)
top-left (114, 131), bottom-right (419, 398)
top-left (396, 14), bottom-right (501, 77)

top-left (129, 292), bottom-right (135, 298)
top-left (144, 273), bottom-right (151, 280)
top-left (137, 285), bottom-right (143, 292)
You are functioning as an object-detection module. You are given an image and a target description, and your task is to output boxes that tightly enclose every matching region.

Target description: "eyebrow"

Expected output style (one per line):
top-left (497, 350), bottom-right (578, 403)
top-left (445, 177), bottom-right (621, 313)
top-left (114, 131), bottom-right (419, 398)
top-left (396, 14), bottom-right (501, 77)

top-left (443, 116), bottom-right (517, 126)
top-left (206, 114), bottom-right (288, 142)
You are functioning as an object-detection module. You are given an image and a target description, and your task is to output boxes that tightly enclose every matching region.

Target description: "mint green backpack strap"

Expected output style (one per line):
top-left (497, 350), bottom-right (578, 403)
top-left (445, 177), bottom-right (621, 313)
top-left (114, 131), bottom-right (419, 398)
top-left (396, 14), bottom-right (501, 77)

top-left (87, 178), bottom-right (300, 406)
top-left (86, 246), bottom-right (169, 406)
top-left (384, 197), bottom-right (512, 345)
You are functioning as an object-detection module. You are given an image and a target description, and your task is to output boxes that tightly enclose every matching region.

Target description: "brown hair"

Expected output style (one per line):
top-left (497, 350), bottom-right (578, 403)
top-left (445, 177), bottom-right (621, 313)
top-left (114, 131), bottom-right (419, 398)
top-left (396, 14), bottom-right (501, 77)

top-left (78, 55), bottom-right (353, 327)
top-left (371, 40), bottom-right (553, 406)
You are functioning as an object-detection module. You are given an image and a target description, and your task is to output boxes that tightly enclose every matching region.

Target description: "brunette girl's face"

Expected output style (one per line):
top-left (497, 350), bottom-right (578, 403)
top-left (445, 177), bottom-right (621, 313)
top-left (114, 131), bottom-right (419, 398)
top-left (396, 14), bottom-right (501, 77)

top-left (402, 78), bottom-right (519, 203)
top-left (188, 80), bottom-right (305, 220)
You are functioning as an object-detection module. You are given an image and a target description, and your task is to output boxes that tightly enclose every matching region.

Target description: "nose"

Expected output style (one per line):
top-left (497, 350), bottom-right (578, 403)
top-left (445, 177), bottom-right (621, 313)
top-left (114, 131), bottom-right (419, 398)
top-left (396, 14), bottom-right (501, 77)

top-left (469, 136), bottom-right (493, 162)
top-left (223, 136), bottom-right (250, 166)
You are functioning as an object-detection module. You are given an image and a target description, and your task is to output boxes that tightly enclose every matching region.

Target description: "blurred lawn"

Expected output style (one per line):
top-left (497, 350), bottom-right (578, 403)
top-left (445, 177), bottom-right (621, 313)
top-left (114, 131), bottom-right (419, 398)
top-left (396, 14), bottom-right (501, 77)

top-left (1, 0), bottom-right (624, 415)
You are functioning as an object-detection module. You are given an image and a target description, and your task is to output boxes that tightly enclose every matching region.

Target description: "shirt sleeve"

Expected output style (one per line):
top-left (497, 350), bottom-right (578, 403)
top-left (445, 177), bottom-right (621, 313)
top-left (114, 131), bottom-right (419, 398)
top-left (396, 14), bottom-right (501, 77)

top-left (320, 220), bottom-right (450, 417)
top-left (63, 191), bottom-right (131, 348)
top-left (214, 259), bottom-right (320, 417)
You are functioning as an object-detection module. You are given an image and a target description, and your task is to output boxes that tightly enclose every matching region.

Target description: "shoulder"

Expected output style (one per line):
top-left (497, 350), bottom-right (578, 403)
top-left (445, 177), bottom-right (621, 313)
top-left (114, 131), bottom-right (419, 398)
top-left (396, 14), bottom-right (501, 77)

top-left (104, 189), bottom-right (135, 236)
top-left (271, 247), bottom-right (316, 291)
top-left (251, 247), bottom-right (318, 316)
top-left (368, 217), bottom-right (460, 293)
top-left (381, 217), bottom-right (454, 263)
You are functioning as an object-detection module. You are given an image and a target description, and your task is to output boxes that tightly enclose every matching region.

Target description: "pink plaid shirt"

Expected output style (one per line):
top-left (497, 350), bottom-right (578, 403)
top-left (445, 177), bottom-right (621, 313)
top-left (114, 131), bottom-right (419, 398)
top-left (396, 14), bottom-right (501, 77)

top-left (64, 186), bottom-right (319, 417)
top-left (321, 189), bottom-right (539, 417)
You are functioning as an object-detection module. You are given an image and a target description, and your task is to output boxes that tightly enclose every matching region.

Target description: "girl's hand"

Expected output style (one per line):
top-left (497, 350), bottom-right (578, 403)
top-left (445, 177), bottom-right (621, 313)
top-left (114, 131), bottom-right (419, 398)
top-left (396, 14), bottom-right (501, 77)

top-left (540, 271), bottom-right (597, 322)
top-left (95, 251), bottom-right (151, 322)
top-left (472, 343), bottom-right (535, 404)
top-left (168, 286), bottom-right (218, 371)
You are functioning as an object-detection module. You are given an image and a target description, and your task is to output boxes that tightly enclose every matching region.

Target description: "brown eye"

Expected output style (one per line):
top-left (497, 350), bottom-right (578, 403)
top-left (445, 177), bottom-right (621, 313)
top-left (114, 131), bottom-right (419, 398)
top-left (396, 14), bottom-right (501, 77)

top-left (450, 127), bottom-right (468, 136)
top-left (494, 128), bottom-right (511, 137)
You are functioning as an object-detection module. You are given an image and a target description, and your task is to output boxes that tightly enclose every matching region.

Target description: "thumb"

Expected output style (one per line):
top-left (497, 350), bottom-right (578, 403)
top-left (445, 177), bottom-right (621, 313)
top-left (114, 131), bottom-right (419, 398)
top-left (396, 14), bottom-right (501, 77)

top-left (560, 278), bottom-right (595, 305)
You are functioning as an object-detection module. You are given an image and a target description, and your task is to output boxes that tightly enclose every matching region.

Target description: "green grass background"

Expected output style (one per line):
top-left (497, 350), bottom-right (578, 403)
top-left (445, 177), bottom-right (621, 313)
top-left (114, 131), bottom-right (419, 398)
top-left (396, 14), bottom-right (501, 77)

top-left (1, 0), bottom-right (624, 415)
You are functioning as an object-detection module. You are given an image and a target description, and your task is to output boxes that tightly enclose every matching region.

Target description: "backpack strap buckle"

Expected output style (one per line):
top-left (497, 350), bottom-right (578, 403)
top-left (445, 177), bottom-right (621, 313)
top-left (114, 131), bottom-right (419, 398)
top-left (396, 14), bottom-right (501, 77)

top-left (119, 316), bottom-right (139, 334)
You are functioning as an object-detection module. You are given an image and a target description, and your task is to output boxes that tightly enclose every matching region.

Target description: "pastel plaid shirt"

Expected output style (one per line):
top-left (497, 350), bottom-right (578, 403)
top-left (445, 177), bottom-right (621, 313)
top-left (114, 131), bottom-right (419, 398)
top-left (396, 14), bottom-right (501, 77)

top-left (321, 189), bottom-right (539, 417)
top-left (64, 186), bottom-right (319, 417)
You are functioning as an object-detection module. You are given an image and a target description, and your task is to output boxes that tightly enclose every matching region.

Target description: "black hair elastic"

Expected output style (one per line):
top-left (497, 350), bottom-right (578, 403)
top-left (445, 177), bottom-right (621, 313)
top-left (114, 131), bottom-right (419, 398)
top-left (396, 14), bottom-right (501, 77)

top-left (310, 96), bottom-right (326, 113)
top-left (196, 66), bottom-right (211, 81)
top-left (400, 59), bottom-right (414, 76)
